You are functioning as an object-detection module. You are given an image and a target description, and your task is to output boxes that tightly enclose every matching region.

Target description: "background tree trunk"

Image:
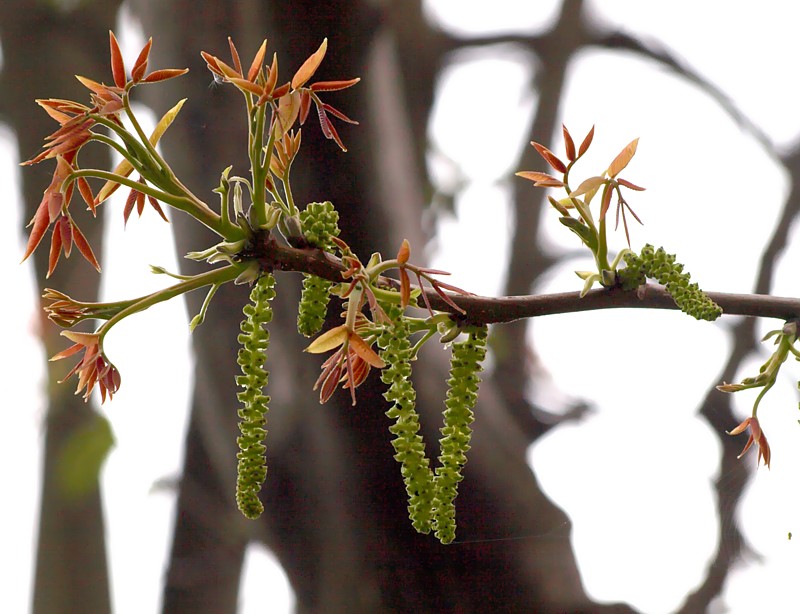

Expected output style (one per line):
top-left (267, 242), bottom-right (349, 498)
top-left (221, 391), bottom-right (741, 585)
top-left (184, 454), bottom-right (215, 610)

top-left (0, 1), bottom-right (121, 612)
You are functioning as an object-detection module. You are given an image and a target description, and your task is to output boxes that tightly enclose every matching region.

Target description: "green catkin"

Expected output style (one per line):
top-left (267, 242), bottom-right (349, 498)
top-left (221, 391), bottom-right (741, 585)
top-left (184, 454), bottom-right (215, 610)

top-left (433, 325), bottom-right (488, 544)
top-left (620, 244), bottom-right (722, 321)
top-left (377, 304), bottom-right (437, 534)
top-left (235, 273), bottom-right (276, 519)
top-left (297, 202), bottom-right (340, 337)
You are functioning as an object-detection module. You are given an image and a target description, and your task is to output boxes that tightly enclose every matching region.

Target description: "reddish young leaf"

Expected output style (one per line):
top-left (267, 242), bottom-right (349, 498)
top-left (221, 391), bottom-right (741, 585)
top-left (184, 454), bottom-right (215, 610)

top-left (292, 38), bottom-right (327, 89)
top-left (271, 82), bottom-right (291, 99)
top-left (310, 78), bottom-right (361, 92)
top-left (58, 215), bottom-right (73, 257)
top-left (131, 38), bottom-right (152, 83)
top-left (397, 239), bottom-right (410, 264)
top-left (578, 125), bottom-right (595, 157)
top-left (608, 138), bottom-right (639, 178)
top-left (599, 183), bottom-right (613, 220)
top-left (516, 170), bottom-right (564, 187)
top-left (22, 205), bottom-right (51, 263)
top-left (349, 334), bottom-right (386, 369)
top-left (229, 77), bottom-right (264, 96)
top-left (247, 39), bottom-right (268, 82)
top-left (123, 188), bottom-right (137, 226)
top-left (563, 124), bottom-right (576, 161)
top-left (617, 178), bottom-right (646, 191)
top-left (141, 68), bottom-right (190, 83)
top-left (399, 269), bottom-right (411, 309)
top-left (298, 89), bottom-right (312, 124)
top-left (76, 177), bottom-right (96, 215)
top-left (71, 220), bottom-right (101, 272)
top-left (48, 220), bottom-right (63, 277)
top-left (201, 51), bottom-right (223, 76)
top-left (227, 37), bottom-right (242, 76)
top-left (109, 31), bottom-right (126, 89)
top-left (531, 141), bottom-right (567, 173)
top-left (321, 102), bottom-right (357, 124)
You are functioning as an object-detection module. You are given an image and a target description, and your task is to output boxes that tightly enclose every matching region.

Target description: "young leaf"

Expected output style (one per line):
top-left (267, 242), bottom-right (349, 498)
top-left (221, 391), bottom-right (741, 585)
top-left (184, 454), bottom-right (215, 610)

top-left (608, 138), bottom-right (639, 178)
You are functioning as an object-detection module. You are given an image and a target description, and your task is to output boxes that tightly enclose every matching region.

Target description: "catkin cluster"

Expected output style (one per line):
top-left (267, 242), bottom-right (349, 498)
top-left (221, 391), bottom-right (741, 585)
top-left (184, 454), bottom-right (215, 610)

top-left (297, 202), bottom-right (340, 337)
top-left (620, 244), bottom-right (722, 321)
top-left (434, 325), bottom-right (488, 544)
top-left (377, 305), bottom-right (436, 534)
top-left (235, 273), bottom-right (276, 519)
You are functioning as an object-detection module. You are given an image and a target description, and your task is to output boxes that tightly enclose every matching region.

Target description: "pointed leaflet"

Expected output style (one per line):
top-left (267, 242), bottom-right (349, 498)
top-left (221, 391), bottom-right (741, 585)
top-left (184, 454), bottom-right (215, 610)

top-left (569, 176), bottom-right (605, 198)
top-left (531, 141), bottom-right (567, 173)
top-left (608, 138), bottom-right (639, 178)
top-left (292, 38), bottom-right (327, 89)
top-left (109, 31), bottom-right (126, 88)
top-left (562, 125), bottom-right (576, 161)
top-left (248, 40), bottom-right (268, 82)
top-left (305, 324), bottom-right (348, 354)
top-left (95, 99), bottom-right (187, 205)
top-left (578, 125), bottom-right (595, 157)
top-left (516, 171), bottom-right (564, 187)
top-left (131, 38), bottom-right (153, 83)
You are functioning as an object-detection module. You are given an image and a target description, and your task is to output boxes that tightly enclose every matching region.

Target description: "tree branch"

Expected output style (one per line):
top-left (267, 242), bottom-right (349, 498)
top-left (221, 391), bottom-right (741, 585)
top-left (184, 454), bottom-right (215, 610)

top-left (256, 236), bottom-right (800, 325)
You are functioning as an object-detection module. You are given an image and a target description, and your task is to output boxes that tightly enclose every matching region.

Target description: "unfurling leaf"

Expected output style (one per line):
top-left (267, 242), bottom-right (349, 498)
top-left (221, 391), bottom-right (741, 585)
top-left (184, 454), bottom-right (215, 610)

top-left (608, 138), bottom-right (639, 178)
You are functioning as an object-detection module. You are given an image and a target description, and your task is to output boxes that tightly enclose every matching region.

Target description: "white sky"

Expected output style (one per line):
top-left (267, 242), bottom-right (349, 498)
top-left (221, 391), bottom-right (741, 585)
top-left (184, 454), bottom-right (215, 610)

top-left (5, 2), bottom-right (800, 613)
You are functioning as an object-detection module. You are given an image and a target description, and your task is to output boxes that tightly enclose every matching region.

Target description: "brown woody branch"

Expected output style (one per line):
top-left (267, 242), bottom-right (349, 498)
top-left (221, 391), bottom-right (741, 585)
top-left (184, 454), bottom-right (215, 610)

top-left (255, 237), bottom-right (800, 325)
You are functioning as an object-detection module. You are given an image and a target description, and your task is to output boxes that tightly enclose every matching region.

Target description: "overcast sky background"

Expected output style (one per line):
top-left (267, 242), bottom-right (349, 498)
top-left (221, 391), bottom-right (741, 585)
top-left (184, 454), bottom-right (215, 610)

top-left (4, 2), bottom-right (800, 612)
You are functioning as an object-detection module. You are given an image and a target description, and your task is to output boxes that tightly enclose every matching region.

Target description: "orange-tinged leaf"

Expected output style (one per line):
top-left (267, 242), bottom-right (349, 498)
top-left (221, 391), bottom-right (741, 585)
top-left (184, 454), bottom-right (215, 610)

top-left (349, 334), bottom-right (385, 369)
top-left (578, 125), bottom-right (595, 157)
top-left (397, 238), bottom-right (410, 264)
top-left (569, 176), bottom-right (606, 197)
top-left (75, 75), bottom-right (112, 97)
top-left (109, 31), bottom-right (126, 88)
top-left (599, 183), bottom-right (613, 220)
top-left (608, 138), bottom-right (639, 178)
top-left (298, 89), bottom-right (311, 124)
top-left (617, 178), bottom-right (646, 191)
top-left (131, 38), bottom-right (152, 82)
top-left (400, 269), bottom-right (411, 309)
top-left (271, 82), bottom-right (291, 99)
top-left (248, 39), bottom-right (268, 82)
top-left (229, 77), bottom-right (264, 96)
top-left (228, 37), bottom-right (242, 75)
top-left (141, 68), bottom-right (189, 83)
top-left (274, 90), bottom-right (300, 140)
top-left (201, 51), bottom-right (223, 75)
top-left (292, 38), bottom-right (327, 89)
top-left (77, 177), bottom-right (96, 214)
top-left (305, 325), bottom-right (348, 353)
top-left (516, 171), bottom-right (563, 187)
top-left (47, 219), bottom-right (63, 276)
top-left (22, 205), bottom-right (51, 263)
top-left (310, 78), bottom-right (361, 92)
top-left (531, 141), bottom-right (567, 173)
top-left (71, 220), bottom-right (101, 272)
top-left (563, 124), bottom-right (576, 161)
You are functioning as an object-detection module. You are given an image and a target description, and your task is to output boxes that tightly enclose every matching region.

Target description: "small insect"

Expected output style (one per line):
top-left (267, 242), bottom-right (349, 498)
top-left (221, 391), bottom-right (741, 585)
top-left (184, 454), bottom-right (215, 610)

top-left (208, 72), bottom-right (225, 90)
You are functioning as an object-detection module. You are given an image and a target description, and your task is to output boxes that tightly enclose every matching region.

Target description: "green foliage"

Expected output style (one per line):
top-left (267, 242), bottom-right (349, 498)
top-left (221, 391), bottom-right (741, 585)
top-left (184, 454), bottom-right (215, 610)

top-left (433, 325), bottom-right (488, 544)
top-left (377, 305), bottom-right (436, 534)
top-left (235, 273), bottom-right (276, 519)
top-left (297, 202), bottom-right (340, 337)
top-left (620, 244), bottom-right (722, 321)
